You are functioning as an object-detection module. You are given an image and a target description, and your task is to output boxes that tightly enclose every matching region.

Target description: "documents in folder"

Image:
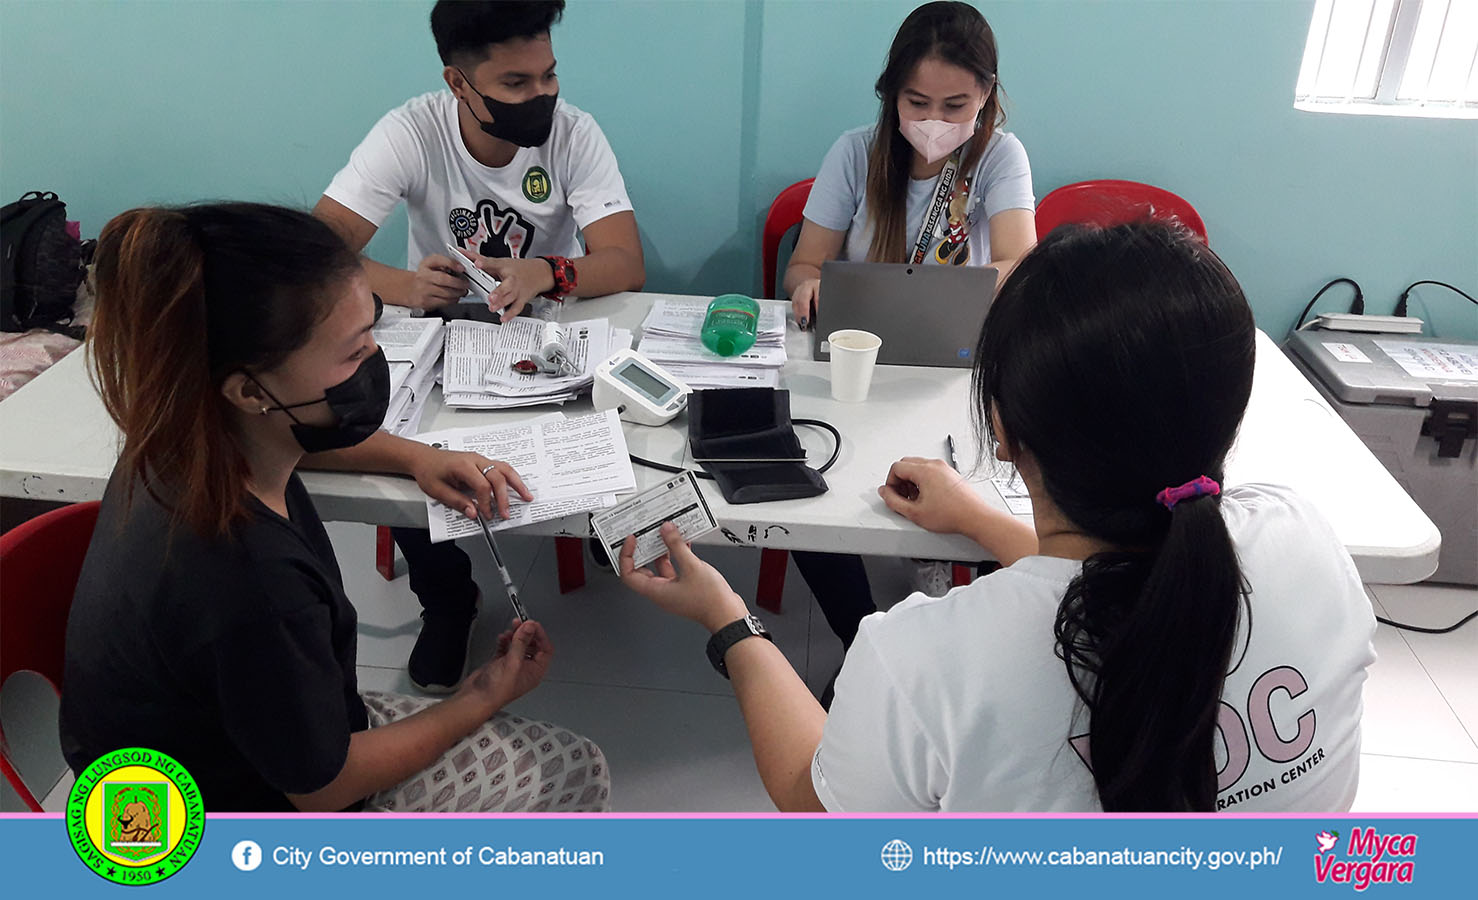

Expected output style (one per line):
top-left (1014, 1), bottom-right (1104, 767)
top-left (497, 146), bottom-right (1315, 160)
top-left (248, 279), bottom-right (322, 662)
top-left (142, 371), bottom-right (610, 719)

top-left (376, 316), bottom-right (445, 365)
top-left (375, 317), bottom-right (444, 436)
top-left (385, 359), bottom-right (440, 436)
top-left (636, 298), bottom-right (787, 389)
top-left (414, 409), bottom-right (638, 543)
top-left (441, 317), bottom-right (633, 409)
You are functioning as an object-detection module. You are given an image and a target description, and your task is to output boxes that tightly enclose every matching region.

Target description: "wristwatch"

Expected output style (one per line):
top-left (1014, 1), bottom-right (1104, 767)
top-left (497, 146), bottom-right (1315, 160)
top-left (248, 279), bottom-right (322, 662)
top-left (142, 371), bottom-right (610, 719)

top-left (705, 614), bottom-right (773, 679)
top-left (538, 255), bottom-right (578, 301)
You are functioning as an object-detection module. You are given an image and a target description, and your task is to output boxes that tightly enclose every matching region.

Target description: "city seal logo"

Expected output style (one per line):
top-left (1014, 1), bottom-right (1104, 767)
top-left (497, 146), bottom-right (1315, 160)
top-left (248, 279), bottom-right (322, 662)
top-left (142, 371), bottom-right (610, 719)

top-left (522, 166), bottom-right (552, 203)
top-left (67, 748), bottom-right (204, 885)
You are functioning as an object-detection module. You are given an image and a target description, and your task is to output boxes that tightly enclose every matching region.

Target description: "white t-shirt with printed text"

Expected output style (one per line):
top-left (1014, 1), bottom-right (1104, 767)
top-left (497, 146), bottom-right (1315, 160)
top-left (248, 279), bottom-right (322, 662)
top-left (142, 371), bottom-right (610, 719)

top-left (812, 483), bottom-right (1377, 812)
top-left (324, 91), bottom-right (632, 271)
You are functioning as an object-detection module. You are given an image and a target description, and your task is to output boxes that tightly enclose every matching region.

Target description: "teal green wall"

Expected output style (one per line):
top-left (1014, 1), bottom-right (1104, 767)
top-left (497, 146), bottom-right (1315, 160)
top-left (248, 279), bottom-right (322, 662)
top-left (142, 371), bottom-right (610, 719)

top-left (3, 0), bottom-right (1474, 338)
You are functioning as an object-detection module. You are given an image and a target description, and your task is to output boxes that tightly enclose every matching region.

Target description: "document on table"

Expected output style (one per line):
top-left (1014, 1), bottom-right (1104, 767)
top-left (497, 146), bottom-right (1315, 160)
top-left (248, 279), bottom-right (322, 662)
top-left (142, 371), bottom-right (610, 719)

top-left (1373, 340), bottom-right (1478, 382)
top-left (439, 390), bottom-right (576, 410)
top-left (660, 363), bottom-right (781, 390)
top-left (641, 298), bottom-right (785, 339)
top-left (481, 318), bottom-right (611, 392)
top-left (414, 410), bottom-right (637, 542)
top-left (635, 333), bottom-right (786, 367)
top-left (442, 319), bottom-right (502, 394)
top-left (441, 318), bottom-right (630, 407)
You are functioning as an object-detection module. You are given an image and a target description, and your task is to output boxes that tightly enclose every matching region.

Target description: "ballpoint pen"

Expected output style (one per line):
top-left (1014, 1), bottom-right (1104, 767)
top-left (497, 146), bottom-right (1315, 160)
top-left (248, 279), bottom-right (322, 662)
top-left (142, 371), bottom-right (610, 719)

top-left (475, 511), bottom-right (529, 623)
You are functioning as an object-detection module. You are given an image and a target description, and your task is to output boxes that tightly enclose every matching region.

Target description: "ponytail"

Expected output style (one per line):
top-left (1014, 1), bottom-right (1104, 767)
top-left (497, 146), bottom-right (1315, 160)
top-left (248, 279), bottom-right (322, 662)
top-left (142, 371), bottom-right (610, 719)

top-left (974, 222), bottom-right (1257, 811)
top-left (90, 209), bottom-right (242, 536)
top-left (88, 203), bottom-right (360, 537)
top-left (1055, 486), bottom-right (1245, 810)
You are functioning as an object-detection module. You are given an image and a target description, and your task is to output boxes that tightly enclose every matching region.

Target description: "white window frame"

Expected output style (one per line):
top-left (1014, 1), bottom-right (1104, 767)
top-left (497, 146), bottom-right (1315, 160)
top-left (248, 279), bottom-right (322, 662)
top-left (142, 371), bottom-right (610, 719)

top-left (1296, 0), bottom-right (1478, 119)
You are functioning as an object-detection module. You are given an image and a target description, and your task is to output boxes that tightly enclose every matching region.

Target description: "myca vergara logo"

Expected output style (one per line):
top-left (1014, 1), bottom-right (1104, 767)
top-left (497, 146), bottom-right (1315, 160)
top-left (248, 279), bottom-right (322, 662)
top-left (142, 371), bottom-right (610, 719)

top-left (1314, 826), bottom-right (1417, 891)
top-left (67, 747), bottom-right (204, 885)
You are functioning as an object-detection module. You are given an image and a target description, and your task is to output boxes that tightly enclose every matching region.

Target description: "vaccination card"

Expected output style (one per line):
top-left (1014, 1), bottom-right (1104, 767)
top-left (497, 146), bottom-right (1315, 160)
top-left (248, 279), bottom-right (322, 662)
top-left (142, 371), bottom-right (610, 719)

top-left (590, 470), bottom-right (718, 570)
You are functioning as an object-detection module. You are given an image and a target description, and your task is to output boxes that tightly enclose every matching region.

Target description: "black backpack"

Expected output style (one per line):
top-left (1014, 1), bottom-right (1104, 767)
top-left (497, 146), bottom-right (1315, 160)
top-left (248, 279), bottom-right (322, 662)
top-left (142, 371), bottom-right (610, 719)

top-left (1, 191), bottom-right (89, 338)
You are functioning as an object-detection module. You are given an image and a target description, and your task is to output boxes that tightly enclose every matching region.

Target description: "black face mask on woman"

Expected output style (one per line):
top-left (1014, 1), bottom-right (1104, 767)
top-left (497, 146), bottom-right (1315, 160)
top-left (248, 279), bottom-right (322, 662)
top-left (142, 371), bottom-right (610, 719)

top-left (245, 348), bottom-right (390, 453)
top-left (457, 68), bottom-right (558, 147)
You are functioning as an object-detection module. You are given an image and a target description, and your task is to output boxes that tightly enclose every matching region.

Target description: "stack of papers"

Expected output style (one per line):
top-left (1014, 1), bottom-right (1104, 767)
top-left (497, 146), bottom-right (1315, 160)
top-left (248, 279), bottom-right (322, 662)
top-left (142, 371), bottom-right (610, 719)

top-left (441, 317), bottom-right (633, 409)
top-left (413, 410), bottom-right (638, 543)
top-left (636, 298), bottom-right (786, 389)
top-left (375, 316), bottom-right (445, 436)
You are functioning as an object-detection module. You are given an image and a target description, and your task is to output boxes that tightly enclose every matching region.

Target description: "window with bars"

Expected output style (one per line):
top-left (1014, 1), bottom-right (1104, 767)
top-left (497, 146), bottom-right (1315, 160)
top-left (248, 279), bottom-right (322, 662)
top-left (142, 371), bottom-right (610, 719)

top-left (1296, 0), bottom-right (1478, 118)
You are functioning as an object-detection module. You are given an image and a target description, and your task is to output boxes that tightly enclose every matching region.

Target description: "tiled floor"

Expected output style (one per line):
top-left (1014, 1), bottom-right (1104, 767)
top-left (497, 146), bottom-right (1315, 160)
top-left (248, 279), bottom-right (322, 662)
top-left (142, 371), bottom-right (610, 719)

top-left (6, 523), bottom-right (1476, 812)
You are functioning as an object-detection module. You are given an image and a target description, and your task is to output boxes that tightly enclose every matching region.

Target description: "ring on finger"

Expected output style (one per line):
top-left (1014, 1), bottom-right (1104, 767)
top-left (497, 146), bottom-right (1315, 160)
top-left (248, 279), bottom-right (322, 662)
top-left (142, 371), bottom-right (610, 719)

top-left (480, 463), bottom-right (498, 476)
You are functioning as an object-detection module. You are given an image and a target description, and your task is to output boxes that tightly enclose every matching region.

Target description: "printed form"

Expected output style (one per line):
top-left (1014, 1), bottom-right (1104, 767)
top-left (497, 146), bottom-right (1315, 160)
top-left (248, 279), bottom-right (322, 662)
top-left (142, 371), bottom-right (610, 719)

top-left (414, 410), bottom-right (638, 542)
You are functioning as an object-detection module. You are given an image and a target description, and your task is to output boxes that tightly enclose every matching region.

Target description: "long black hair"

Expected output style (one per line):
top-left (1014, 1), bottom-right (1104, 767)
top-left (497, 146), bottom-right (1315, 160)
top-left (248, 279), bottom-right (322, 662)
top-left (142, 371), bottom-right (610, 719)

top-left (866, 1), bottom-right (1002, 263)
top-left (973, 222), bottom-right (1257, 810)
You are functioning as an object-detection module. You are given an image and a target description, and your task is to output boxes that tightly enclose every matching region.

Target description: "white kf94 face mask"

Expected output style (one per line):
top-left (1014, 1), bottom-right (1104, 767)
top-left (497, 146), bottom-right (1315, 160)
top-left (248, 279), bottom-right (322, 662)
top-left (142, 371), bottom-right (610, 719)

top-left (899, 116), bottom-right (977, 165)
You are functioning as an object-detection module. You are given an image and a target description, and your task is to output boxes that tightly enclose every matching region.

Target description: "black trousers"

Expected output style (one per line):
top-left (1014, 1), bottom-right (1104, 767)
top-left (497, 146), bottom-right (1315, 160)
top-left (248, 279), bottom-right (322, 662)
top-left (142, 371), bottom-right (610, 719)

top-left (390, 527), bottom-right (479, 617)
top-left (791, 550), bottom-right (874, 649)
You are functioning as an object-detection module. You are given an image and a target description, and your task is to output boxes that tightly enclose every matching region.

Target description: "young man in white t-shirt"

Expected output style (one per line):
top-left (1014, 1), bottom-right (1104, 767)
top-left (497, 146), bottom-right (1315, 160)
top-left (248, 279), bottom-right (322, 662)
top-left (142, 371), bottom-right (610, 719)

top-left (313, 1), bottom-right (644, 692)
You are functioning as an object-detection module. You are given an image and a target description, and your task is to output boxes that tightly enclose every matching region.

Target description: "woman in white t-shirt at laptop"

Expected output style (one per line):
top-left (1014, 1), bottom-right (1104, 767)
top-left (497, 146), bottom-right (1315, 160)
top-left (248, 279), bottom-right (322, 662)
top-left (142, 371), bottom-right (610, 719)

top-left (620, 222), bottom-right (1377, 812)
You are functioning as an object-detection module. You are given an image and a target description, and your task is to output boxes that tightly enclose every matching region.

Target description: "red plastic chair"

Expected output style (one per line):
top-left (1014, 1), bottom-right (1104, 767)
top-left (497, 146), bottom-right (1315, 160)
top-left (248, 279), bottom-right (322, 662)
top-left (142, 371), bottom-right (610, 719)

top-left (1035, 180), bottom-right (1208, 244)
top-left (753, 180), bottom-right (816, 611)
top-left (761, 179), bottom-right (814, 299)
top-left (0, 501), bottom-right (101, 811)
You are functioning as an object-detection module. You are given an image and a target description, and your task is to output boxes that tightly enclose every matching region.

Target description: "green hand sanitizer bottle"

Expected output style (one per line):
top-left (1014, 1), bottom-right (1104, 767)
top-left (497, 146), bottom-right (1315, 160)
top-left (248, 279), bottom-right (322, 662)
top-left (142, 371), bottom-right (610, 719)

top-left (700, 293), bottom-right (760, 357)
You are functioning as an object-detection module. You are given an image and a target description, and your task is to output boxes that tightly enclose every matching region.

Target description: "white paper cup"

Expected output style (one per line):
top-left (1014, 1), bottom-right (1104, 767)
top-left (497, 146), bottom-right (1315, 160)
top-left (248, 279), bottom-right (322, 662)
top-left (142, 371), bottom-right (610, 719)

top-left (827, 329), bottom-right (882, 402)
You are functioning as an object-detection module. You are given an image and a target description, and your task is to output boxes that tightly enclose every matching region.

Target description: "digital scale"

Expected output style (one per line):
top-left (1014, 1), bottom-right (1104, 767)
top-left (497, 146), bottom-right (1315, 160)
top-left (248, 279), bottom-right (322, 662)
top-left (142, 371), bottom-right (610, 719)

top-left (592, 348), bottom-right (690, 426)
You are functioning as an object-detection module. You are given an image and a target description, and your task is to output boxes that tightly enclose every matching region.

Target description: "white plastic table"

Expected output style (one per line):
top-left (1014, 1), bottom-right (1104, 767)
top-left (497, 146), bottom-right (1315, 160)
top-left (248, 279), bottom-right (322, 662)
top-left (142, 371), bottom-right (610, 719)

top-left (0, 292), bottom-right (1441, 583)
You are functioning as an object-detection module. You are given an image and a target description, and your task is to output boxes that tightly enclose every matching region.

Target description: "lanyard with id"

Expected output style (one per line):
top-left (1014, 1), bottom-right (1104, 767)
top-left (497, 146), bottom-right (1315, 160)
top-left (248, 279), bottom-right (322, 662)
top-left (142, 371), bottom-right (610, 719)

top-left (909, 148), bottom-right (974, 266)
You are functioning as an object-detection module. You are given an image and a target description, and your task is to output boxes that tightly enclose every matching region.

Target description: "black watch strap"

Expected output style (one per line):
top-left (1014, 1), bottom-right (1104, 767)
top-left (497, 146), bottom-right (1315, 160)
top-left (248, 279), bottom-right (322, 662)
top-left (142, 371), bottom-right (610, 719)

top-left (705, 614), bottom-right (773, 679)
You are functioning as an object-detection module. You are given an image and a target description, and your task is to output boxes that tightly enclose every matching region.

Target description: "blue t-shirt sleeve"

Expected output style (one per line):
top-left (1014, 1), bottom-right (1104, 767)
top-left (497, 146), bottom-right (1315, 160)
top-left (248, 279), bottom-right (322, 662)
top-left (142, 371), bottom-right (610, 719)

top-left (975, 131), bottom-right (1035, 220)
top-left (802, 131), bottom-right (867, 231)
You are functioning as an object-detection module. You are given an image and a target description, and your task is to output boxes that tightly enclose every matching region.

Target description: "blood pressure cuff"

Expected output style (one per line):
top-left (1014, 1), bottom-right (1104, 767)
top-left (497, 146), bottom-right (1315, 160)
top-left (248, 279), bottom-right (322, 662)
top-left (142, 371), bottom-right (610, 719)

top-left (688, 388), bottom-right (828, 504)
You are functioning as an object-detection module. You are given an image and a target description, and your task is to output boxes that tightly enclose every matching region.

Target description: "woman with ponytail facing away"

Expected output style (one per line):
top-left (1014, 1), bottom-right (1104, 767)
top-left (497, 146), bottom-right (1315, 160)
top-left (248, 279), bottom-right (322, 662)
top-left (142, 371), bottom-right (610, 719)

top-left (61, 203), bottom-right (608, 812)
top-left (621, 222), bottom-right (1375, 811)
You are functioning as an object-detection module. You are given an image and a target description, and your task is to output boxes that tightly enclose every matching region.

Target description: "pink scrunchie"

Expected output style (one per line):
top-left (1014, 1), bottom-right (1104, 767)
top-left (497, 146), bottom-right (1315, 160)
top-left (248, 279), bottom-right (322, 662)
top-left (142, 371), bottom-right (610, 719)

top-left (1156, 475), bottom-right (1221, 509)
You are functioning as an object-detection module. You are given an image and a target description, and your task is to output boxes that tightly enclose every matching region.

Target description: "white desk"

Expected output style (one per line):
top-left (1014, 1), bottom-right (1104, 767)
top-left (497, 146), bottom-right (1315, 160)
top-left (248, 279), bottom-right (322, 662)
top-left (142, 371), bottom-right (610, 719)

top-left (0, 292), bottom-right (1441, 583)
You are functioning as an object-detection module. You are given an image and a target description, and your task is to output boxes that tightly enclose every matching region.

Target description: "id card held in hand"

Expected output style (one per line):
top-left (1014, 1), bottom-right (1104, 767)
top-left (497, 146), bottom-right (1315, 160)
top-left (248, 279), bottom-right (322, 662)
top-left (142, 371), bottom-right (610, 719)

top-left (590, 471), bottom-right (719, 570)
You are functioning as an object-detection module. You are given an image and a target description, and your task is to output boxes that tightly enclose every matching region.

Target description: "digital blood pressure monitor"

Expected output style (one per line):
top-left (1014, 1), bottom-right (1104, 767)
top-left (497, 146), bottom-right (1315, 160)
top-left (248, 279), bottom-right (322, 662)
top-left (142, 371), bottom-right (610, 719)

top-left (592, 349), bottom-right (690, 426)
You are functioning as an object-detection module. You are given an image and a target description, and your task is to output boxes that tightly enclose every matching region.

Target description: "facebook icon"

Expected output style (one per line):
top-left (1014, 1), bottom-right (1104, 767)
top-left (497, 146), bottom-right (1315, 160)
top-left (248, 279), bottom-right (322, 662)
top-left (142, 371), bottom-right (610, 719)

top-left (232, 840), bottom-right (263, 872)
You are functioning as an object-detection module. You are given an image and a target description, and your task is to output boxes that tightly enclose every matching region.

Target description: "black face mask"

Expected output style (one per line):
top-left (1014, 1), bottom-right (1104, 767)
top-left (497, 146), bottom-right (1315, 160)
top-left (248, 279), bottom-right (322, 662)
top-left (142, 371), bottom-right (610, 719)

top-left (247, 348), bottom-right (390, 453)
top-left (458, 68), bottom-right (558, 147)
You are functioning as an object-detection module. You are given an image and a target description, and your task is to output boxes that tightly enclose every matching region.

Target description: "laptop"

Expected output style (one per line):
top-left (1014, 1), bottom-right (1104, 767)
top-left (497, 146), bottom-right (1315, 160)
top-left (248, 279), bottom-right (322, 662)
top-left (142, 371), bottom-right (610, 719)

top-left (812, 261), bottom-right (996, 367)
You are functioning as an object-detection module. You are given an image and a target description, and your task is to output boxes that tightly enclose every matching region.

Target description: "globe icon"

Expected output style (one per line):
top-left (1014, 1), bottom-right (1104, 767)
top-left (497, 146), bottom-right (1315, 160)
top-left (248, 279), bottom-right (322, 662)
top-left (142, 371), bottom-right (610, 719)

top-left (880, 839), bottom-right (913, 872)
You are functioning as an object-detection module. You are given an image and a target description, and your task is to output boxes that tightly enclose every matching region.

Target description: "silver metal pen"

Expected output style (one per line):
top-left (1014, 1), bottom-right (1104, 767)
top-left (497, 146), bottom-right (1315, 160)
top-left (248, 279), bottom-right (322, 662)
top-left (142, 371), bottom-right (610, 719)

top-left (476, 512), bottom-right (529, 623)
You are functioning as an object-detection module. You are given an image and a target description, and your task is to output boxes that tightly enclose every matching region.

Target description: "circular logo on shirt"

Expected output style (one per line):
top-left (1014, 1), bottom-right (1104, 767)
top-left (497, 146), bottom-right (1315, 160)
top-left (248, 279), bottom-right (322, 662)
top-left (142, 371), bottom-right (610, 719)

top-left (66, 747), bottom-right (204, 886)
top-left (522, 166), bottom-right (552, 203)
